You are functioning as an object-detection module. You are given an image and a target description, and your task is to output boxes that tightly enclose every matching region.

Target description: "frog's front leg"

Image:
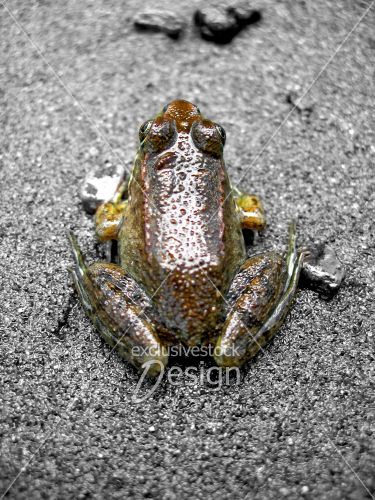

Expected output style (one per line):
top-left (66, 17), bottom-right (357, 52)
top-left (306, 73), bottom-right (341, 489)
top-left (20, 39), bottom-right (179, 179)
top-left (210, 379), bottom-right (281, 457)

top-left (233, 187), bottom-right (266, 231)
top-left (95, 176), bottom-right (128, 241)
top-left (68, 234), bottom-right (168, 375)
top-left (95, 200), bottom-right (128, 241)
top-left (215, 223), bottom-right (304, 367)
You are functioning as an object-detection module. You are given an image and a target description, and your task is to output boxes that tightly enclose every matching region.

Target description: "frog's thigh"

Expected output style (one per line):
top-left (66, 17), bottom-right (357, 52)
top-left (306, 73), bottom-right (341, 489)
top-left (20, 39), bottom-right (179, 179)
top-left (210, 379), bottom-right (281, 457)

top-left (215, 229), bottom-right (303, 367)
top-left (69, 234), bottom-right (168, 375)
top-left (235, 193), bottom-right (266, 231)
top-left (95, 200), bottom-right (128, 241)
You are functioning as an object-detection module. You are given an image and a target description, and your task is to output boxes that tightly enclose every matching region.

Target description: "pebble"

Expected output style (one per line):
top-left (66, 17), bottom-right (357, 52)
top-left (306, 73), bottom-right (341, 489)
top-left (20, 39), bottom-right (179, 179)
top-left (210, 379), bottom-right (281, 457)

top-left (279, 488), bottom-right (290, 497)
top-left (194, 6), bottom-right (239, 44)
top-left (194, 2), bottom-right (261, 44)
top-left (80, 161), bottom-right (125, 214)
top-left (134, 10), bottom-right (186, 39)
top-left (286, 90), bottom-right (315, 118)
top-left (228, 1), bottom-right (262, 26)
top-left (302, 243), bottom-right (346, 299)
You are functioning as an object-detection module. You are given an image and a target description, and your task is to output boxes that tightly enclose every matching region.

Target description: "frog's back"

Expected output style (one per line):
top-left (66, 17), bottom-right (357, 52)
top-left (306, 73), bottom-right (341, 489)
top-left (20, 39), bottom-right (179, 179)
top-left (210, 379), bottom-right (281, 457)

top-left (119, 101), bottom-right (245, 344)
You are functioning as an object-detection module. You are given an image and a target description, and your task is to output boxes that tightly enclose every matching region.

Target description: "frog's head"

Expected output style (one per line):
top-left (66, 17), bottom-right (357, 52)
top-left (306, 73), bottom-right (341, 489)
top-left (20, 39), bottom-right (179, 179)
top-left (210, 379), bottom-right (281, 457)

top-left (138, 99), bottom-right (226, 157)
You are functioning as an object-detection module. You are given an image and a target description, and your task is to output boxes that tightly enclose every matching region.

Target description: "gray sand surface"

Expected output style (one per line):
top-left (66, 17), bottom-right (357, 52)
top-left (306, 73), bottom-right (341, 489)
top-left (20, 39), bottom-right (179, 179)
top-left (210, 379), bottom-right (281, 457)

top-left (1, 1), bottom-right (374, 498)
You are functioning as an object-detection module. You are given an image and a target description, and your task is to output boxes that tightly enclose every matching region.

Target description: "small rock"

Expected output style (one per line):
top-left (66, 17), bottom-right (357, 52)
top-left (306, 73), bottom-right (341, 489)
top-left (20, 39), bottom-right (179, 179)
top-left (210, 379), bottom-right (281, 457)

top-left (286, 91), bottom-right (314, 118)
top-left (279, 488), bottom-right (290, 497)
top-left (227, 2), bottom-right (262, 26)
top-left (194, 2), bottom-right (261, 44)
top-left (194, 6), bottom-right (239, 44)
top-left (301, 243), bottom-right (346, 299)
top-left (134, 10), bottom-right (186, 39)
top-left (80, 161), bottom-right (125, 214)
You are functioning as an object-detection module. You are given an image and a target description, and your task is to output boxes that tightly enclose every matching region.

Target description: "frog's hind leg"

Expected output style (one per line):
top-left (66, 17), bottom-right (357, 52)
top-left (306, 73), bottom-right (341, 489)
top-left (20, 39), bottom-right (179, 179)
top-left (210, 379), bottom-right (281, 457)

top-left (68, 233), bottom-right (168, 375)
top-left (215, 223), bottom-right (304, 367)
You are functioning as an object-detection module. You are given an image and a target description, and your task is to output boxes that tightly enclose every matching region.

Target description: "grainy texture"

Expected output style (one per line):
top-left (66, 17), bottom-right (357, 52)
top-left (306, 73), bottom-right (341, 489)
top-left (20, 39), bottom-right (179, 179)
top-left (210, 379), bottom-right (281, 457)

top-left (1, 1), bottom-right (374, 499)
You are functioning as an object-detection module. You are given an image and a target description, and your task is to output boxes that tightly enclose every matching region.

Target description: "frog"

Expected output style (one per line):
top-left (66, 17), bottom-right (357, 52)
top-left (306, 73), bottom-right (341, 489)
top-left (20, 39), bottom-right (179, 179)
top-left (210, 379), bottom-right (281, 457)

top-left (69, 99), bottom-right (304, 376)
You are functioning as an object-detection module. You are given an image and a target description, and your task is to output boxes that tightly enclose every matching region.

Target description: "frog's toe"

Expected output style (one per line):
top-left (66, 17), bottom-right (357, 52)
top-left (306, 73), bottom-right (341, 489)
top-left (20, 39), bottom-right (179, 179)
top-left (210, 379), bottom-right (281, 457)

top-left (68, 232), bottom-right (93, 312)
top-left (68, 231), bottom-right (87, 278)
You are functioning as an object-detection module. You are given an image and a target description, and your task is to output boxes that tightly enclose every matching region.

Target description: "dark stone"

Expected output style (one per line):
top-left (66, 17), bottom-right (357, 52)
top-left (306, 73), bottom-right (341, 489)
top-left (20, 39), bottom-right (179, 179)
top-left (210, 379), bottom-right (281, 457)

top-left (228, 2), bottom-right (262, 26)
top-left (80, 161), bottom-right (124, 214)
top-left (133, 10), bottom-right (186, 39)
top-left (194, 2), bottom-right (261, 44)
top-left (194, 6), bottom-right (239, 44)
top-left (301, 243), bottom-right (346, 299)
top-left (286, 91), bottom-right (314, 118)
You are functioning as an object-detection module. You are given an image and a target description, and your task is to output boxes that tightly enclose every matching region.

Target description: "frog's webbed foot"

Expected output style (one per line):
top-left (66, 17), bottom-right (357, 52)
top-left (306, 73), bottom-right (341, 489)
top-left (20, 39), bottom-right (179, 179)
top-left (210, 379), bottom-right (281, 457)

top-left (68, 233), bottom-right (168, 375)
top-left (215, 222), bottom-right (305, 367)
top-left (233, 188), bottom-right (266, 231)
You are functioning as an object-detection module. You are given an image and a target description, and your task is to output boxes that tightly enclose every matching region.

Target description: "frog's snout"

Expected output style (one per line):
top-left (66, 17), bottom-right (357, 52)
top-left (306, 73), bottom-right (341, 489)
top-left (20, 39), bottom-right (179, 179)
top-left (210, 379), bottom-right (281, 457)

top-left (163, 99), bottom-right (201, 116)
top-left (162, 99), bottom-right (201, 132)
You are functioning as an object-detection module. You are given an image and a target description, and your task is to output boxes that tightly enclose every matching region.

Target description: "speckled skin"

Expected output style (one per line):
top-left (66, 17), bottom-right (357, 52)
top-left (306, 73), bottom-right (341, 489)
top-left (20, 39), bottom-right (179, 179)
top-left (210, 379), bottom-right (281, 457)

top-left (70, 100), bottom-right (304, 373)
top-left (120, 100), bottom-right (245, 345)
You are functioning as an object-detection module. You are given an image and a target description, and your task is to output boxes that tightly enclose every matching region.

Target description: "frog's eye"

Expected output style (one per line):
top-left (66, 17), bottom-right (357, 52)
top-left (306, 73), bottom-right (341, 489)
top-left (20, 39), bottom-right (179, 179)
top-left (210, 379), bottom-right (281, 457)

top-left (216, 124), bottom-right (226, 145)
top-left (191, 120), bottom-right (225, 157)
top-left (139, 120), bottom-right (153, 143)
top-left (142, 119), bottom-right (177, 154)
